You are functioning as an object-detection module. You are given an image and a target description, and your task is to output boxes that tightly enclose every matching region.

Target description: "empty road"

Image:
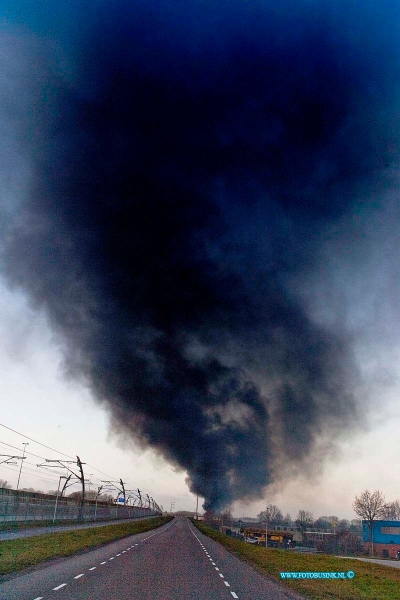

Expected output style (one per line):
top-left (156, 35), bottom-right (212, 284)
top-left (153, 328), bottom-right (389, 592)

top-left (0, 517), bottom-right (304, 600)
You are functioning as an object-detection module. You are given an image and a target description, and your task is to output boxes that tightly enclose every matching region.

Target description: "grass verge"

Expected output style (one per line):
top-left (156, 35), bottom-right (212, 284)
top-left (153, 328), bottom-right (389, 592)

top-left (192, 520), bottom-right (400, 600)
top-left (0, 516), bottom-right (172, 576)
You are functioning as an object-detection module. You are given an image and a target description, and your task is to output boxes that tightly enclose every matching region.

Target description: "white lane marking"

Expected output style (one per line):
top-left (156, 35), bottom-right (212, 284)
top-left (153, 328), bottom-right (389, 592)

top-left (89, 566), bottom-right (96, 570)
top-left (53, 583), bottom-right (67, 590)
top-left (74, 574), bottom-right (84, 579)
top-left (116, 553), bottom-right (121, 556)
top-left (187, 519), bottom-right (240, 600)
top-left (122, 550), bottom-right (126, 553)
top-left (33, 597), bottom-right (44, 599)
top-left (100, 561), bottom-right (107, 564)
top-left (109, 557), bottom-right (115, 560)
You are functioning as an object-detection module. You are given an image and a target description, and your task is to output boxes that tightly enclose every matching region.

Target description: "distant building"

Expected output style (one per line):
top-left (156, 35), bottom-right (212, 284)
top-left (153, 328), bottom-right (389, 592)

top-left (362, 520), bottom-right (400, 558)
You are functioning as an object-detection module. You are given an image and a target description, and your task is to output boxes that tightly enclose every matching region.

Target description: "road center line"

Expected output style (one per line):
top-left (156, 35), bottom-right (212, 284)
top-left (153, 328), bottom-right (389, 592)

top-left (89, 566), bottom-right (96, 570)
top-left (187, 520), bottom-right (240, 599)
top-left (33, 597), bottom-right (44, 599)
top-left (74, 574), bottom-right (84, 579)
top-left (53, 583), bottom-right (67, 590)
top-left (100, 561), bottom-right (106, 564)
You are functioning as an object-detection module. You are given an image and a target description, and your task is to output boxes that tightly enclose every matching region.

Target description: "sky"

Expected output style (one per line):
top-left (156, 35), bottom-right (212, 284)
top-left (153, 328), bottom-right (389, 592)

top-left (1, 0), bottom-right (400, 520)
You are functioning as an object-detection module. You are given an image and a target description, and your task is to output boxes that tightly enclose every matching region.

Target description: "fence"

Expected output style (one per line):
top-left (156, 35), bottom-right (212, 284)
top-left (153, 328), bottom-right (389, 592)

top-left (0, 488), bottom-right (159, 526)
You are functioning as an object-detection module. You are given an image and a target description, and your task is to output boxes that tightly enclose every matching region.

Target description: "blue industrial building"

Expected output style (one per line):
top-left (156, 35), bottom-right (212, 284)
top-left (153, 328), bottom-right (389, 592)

top-left (362, 520), bottom-right (400, 558)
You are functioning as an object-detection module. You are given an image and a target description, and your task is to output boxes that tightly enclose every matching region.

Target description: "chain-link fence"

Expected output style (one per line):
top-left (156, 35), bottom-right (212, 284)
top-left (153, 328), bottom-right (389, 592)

top-left (0, 487), bottom-right (159, 526)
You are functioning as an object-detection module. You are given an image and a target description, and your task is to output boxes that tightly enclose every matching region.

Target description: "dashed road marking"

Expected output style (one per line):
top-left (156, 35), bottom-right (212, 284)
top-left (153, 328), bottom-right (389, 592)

top-left (187, 519), bottom-right (240, 599)
top-left (89, 566), bottom-right (96, 570)
top-left (109, 557), bottom-right (115, 560)
top-left (33, 597), bottom-right (44, 599)
top-left (116, 553), bottom-right (121, 556)
top-left (100, 561), bottom-right (107, 564)
top-left (74, 574), bottom-right (84, 579)
top-left (53, 583), bottom-right (67, 590)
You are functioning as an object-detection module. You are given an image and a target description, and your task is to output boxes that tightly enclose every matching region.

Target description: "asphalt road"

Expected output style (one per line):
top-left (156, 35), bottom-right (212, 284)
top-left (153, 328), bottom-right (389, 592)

top-left (0, 517), bottom-right (304, 600)
top-left (0, 516), bottom-right (155, 541)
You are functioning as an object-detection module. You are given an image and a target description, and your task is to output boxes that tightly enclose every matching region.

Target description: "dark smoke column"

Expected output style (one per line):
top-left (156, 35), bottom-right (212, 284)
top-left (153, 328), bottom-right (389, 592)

top-left (2, 0), bottom-right (398, 509)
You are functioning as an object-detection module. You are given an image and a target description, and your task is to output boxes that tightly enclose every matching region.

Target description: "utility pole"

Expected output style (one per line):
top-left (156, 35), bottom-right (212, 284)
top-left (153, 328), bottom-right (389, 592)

top-left (16, 443), bottom-right (29, 490)
top-left (60, 474), bottom-right (73, 496)
top-left (76, 456), bottom-right (85, 520)
top-left (94, 485), bottom-right (103, 521)
top-left (39, 457), bottom-right (86, 520)
top-left (120, 478), bottom-right (126, 505)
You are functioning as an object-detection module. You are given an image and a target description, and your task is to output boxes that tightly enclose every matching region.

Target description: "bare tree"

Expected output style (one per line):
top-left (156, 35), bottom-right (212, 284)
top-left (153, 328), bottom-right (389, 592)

top-left (295, 510), bottom-right (314, 543)
top-left (283, 512), bottom-right (292, 525)
top-left (383, 500), bottom-right (400, 521)
top-left (314, 516), bottom-right (331, 530)
top-left (0, 479), bottom-right (11, 489)
top-left (258, 504), bottom-right (283, 524)
top-left (353, 490), bottom-right (387, 556)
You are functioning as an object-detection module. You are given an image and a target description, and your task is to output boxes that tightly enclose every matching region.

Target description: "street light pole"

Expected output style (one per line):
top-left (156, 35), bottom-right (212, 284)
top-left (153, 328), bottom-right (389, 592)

top-left (16, 443), bottom-right (28, 490)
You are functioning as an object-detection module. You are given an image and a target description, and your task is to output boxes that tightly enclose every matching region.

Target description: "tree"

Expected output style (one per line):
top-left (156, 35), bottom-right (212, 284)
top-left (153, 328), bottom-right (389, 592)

top-left (314, 516), bottom-right (331, 530)
top-left (258, 504), bottom-right (283, 524)
top-left (338, 531), bottom-right (364, 556)
top-left (295, 510), bottom-right (314, 543)
top-left (383, 500), bottom-right (400, 520)
top-left (338, 519), bottom-right (350, 532)
top-left (0, 479), bottom-right (11, 489)
top-left (353, 490), bottom-right (387, 556)
top-left (283, 513), bottom-right (292, 526)
top-left (98, 493), bottom-right (114, 503)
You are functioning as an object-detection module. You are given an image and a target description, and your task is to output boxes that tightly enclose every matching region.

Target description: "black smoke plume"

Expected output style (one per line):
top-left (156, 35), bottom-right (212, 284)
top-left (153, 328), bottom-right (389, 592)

top-left (2, 0), bottom-right (400, 509)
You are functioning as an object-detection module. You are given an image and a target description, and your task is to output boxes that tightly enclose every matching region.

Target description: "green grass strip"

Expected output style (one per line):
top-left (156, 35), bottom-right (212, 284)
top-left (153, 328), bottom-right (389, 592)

top-left (0, 516), bottom-right (172, 576)
top-left (192, 520), bottom-right (400, 600)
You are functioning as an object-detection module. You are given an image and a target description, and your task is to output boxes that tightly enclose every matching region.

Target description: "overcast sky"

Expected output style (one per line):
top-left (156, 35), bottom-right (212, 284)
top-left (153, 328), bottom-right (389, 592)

top-left (2, 1), bottom-right (400, 521)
